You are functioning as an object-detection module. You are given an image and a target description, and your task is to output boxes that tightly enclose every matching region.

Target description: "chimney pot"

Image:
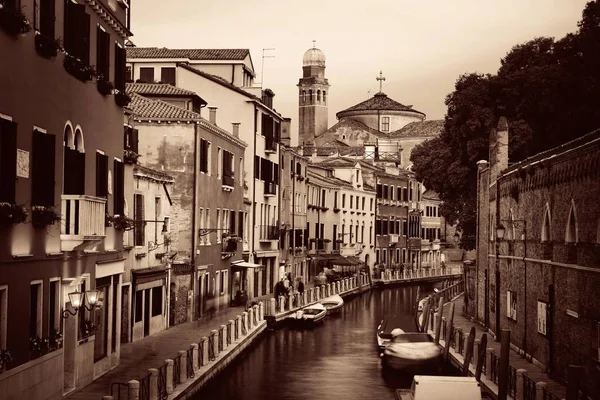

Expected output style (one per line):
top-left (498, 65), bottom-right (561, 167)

top-left (232, 123), bottom-right (241, 138)
top-left (208, 107), bottom-right (217, 125)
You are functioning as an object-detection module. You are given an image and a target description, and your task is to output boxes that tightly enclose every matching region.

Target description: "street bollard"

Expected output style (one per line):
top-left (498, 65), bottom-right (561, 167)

top-left (326, 283), bottom-right (331, 297)
top-left (516, 369), bottom-right (527, 400)
top-left (288, 293), bottom-right (294, 311)
top-left (165, 359), bottom-right (174, 394)
top-left (316, 286), bottom-right (320, 300)
top-left (270, 298), bottom-right (276, 316)
top-left (228, 320), bottom-right (235, 344)
top-left (279, 296), bottom-right (285, 313)
top-left (302, 291), bottom-right (307, 305)
top-left (259, 302), bottom-right (264, 320)
top-left (535, 382), bottom-right (547, 400)
top-left (128, 380), bottom-right (139, 400)
top-left (149, 368), bottom-right (158, 400)
top-left (236, 316), bottom-right (242, 338)
top-left (200, 338), bottom-right (208, 366)
top-left (178, 350), bottom-right (187, 384)
top-left (211, 329), bottom-right (219, 355)
top-left (220, 325), bottom-right (227, 348)
top-left (191, 343), bottom-right (199, 373)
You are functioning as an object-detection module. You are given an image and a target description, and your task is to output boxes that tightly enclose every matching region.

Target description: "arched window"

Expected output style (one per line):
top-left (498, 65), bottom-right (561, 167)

top-left (323, 91), bottom-right (327, 105)
top-left (308, 89), bottom-right (313, 103)
top-left (302, 90), bottom-right (306, 103)
top-left (74, 126), bottom-right (85, 152)
top-left (565, 199), bottom-right (578, 243)
top-left (541, 203), bottom-right (551, 242)
top-left (64, 123), bottom-right (74, 149)
top-left (317, 90), bottom-right (321, 102)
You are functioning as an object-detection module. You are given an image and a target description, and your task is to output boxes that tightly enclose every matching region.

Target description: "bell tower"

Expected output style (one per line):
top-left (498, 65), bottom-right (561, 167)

top-left (298, 41), bottom-right (330, 146)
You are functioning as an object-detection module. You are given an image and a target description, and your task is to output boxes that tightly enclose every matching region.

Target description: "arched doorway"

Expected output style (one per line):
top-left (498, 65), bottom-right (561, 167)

top-left (63, 123), bottom-right (85, 195)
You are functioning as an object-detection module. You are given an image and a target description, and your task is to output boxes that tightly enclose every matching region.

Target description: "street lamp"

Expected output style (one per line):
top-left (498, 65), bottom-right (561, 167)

top-left (496, 223), bottom-right (506, 241)
top-left (63, 289), bottom-right (102, 318)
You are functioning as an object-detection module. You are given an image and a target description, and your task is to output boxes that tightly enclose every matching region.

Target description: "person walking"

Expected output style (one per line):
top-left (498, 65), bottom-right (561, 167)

top-left (297, 277), bottom-right (305, 294)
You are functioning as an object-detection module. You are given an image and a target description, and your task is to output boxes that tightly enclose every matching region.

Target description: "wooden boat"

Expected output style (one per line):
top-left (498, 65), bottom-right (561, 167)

top-left (321, 294), bottom-right (344, 315)
top-left (381, 332), bottom-right (442, 371)
top-left (294, 303), bottom-right (327, 326)
top-left (376, 314), bottom-right (405, 352)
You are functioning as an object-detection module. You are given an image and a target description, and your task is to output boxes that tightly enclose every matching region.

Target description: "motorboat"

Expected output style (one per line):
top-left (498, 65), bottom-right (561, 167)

top-left (321, 294), bottom-right (344, 315)
top-left (294, 303), bottom-right (327, 326)
top-left (381, 332), bottom-right (442, 371)
top-left (395, 376), bottom-right (483, 400)
top-left (376, 314), bottom-right (405, 352)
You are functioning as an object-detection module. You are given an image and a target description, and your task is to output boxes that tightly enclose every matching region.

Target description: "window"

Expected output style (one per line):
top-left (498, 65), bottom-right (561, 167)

top-left (217, 147), bottom-right (222, 179)
top-left (134, 290), bottom-right (143, 323)
top-left (376, 183), bottom-right (382, 197)
top-left (113, 159), bottom-right (124, 215)
top-left (64, 0), bottom-right (90, 66)
top-left (49, 279), bottom-right (60, 333)
top-left (317, 90), bottom-right (321, 102)
top-left (220, 271), bottom-right (226, 295)
top-left (362, 197), bottom-right (365, 210)
top-left (139, 67), bottom-right (154, 83)
top-left (238, 210), bottom-right (244, 239)
top-left (321, 189), bottom-right (326, 207)
top-left (0, 117), bottom-right (17, 203)
top-left (302, 90), bottom-right (306, 103)
top-left (342, 194), bottom-right (346, 208)
top-left (93, 279), bottom-right (109, 361)
top-left (134, 194), bottom-right (144, 246)
top-left (222, 150), bottom-right (234, 187)
top-left (115, 43), bottom-right (127, 92)
top-left (199, 139), bottom-right (211, 174)
top-left (30, 281), bottom-right (42, 339)
top-left (205, 208), bottom-right (211, 244)
top-left (370, 198), bottom-right (373, 211)
top-left (565, 201), bottom-right (578, 243)
top-left (96, 151), bottom-right (109, 197)
top-left (160, 67), bottom-right (176, 85)
top-left (239, 157), bottom-right (243, 187)
top-left (0, 286), bottom-right (7, 350)
top-left (350, 195), bottom-right (353, 209)
top-left (31, 129), bottom-right (56, 206)
top-left (381, 117), bottom-right (390, 132)
top-left (323, 91), bottom-right (327, 104)
top-left (154, 197), bottom-right (161, 242)
top-left (397, 187), bottom-right (402, 201)
top-left (34, 0), bottom-right (56, 38)
top-left (216, 209), bottom-right (221, 243)
top-left (151, 286), bottom-right (162, 317)
top-left (126, 65), bottom-right (133, 82)
top-left (96, 25), bottom-right (110, 81)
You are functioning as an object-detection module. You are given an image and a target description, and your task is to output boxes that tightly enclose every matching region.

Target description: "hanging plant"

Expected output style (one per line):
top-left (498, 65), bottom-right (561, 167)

top-left (0, 5), bottom-right (31, 36)
top-left (123, 149), bottom-right (140, 164)
top-left (0, 202), bottom-right (28, 225)
top-left (96, 76), bottom-right (114, 96)
top-left (34, 33), bottom-right (62, 59)
top-left (63, 53), bottom-right (96, 82)
top-left (31, 206), bottom-right (61, 228)
top-left (114, 90), bottom-right (131, 107)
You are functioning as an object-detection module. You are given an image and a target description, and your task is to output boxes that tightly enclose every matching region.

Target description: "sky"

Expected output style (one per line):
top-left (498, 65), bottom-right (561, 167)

top-left (131, 0), bottom-right (589, 141)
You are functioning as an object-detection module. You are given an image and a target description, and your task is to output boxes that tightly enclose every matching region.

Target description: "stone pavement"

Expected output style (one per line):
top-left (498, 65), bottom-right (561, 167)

top-left (69, 302), bottom-right (263, 399)
top-left (434, 296), bottom-right (567, 399)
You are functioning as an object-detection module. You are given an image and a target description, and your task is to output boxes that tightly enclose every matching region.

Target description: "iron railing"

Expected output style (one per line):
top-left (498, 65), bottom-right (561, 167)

top-left (110, 382), bottom-right (129, 400)
top-left (542, 388), bottom-right (562, 400)
top-left (508, 365), bottom-right (517, 398)
top-left (157, 362), bottom-right (168, 400)
top-left (208, 331), bottom-right (216, 361)
top-left (523, 374), bottom-right (537, 400)
top-left (173, 353), bottom-right (182, 387)
top-left (490, 352), bottom-right (499, 384)
top-left (139, 372), bottom-right (150, 400)
top-left (187, 347), bottom-right (195, 378)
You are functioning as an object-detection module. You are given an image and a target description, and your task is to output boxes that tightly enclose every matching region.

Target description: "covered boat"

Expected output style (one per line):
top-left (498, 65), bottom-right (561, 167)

top-left (294, 303), bottom-right (327, 326)
top-left (321, 294), bottom-right (344, 315)
top-left (376, 314), bottom-right (405, 352)
top-left (381, 332), bottom-right (442, 371)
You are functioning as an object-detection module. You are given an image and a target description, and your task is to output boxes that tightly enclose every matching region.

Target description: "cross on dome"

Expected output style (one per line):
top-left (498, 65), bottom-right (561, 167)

top-left (376, 71), bottom-right (386, 93)
top-left (312, 40), bottom-right (316, 48)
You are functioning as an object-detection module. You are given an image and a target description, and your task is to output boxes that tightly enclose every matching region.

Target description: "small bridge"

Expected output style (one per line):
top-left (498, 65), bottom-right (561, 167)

top-left (372, 266), bottom-right (463, 287)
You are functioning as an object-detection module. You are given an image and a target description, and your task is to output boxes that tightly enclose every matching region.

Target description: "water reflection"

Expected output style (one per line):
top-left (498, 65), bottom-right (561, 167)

top-left (194, 284), bottom-right (444, 400)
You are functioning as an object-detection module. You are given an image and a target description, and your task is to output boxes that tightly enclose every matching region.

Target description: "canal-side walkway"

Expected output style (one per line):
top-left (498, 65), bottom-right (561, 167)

top-left (69, 302), bottom-right (267, 400)
top-left (428, 295), bottom-right (568, 400)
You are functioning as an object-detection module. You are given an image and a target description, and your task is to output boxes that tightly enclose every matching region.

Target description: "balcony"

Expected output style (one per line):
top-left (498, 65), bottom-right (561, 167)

top-left (259, 225), bottom-right (279, 242)
top-left (222, 174), bottom-right (234, 189)
top-left (265, 138), bottom-right (277, 154)
top-left (264, 181), bottom-right (276, 196)
top-left (60, 195), bottom-right (106, 251)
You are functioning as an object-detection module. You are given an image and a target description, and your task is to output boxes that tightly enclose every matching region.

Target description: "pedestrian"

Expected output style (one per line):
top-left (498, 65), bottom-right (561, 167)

top-left (297, 277), bottom-right (305, 294)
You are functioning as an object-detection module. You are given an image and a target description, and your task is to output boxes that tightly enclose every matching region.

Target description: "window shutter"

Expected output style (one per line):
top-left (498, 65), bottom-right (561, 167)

top-left (132, 128), bottom-right (139, 153)
top-left (114, 160), bottom-right (124, 215)
top-left (96, 153), bottom-right (108, 197)
top-left (238, 211), bottom-right (243, 238)
top-left (81, 10), bottom-right (90, 65)
top-left (229, 211), bottom-right (236, 234)
top-left (254, 156), bottom-right (260, 180)
top-left (115, 45), bottom-right (126, 92)
top-left (75, 150), bottom-right (85, 195)
top-left (160, 67), bottom-right (176, 85)
top-left (0, 119), bottom-right (17, 203)
top-left (31, 130), bottom-right (44, 206)
top-left (40, 0), bottom-right (56, 38)
top-left (43, 132), bottom-right (56, 206)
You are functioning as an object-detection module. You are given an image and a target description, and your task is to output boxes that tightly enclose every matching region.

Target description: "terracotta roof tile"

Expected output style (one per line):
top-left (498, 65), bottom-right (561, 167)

top-left (389, 120), bottom-right (444, 138)
top-left (128, 94), bottom-right (202, 120)
top-left (126, 47), bottom-right (250, 60)
top-left (336, 92), bottom-right (425, 118)
top-left (127, 82), bottom-right (198, 97)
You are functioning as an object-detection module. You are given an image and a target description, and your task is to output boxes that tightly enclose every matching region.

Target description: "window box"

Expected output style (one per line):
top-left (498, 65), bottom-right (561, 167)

top-left (96, 78), bottom-right (114, 96)
top-left (115, 90), bottom-right (132, 107)
top-left (106, 214), bottom-right (135, 231)
top-left (81, 319), bottom-right (98, 340)
top-left (49, 328), bottom-right (63, 350)
top-left (34, 33), bottom-right (61, 59)
top-left (64, 53), bottom-right (96, 82)
top-left (29, 336), bottom-right (50, 360)
top-left (0, 5), bottom-right (31, 36)
top-left (123, 149), bottom-right (140, 165)
top-left (0, 349), bottom-right (13, 373)
top-left (31, 206), bottom-right (61, 229)
top-left (0, 202), bottom-right (28, 225)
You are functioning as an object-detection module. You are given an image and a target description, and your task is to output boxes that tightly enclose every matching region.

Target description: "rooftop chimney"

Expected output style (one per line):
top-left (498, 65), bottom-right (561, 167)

top-left (280, 117), bottom-right (292, 146)
top-left (208, 107), bottom-right (217, 125)
top-left (232, 123), bottom-right (240, 138)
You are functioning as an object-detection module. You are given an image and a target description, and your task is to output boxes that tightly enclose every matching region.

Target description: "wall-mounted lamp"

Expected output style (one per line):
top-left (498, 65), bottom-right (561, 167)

top-left (62, 289), bottom-right (102, 319)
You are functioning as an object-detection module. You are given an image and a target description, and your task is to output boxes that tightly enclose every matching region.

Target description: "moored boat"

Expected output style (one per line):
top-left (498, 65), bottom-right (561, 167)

top-left (376, 314), bottom-right (404, 352)
top-left (321, 294), bottom-right (344, 315)
top-left (294, 303), bottom-right (327, 326)
top-left (381, 332), bottom-right (442, 372)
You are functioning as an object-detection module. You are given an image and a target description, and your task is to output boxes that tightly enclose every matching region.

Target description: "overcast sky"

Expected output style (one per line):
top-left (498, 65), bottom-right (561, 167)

top-left (131, 0), bottom-right (588, 139)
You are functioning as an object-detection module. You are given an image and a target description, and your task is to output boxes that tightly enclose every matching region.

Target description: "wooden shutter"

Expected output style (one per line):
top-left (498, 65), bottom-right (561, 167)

top-left (229, 212), bottom-right (236, 234)
top-left (160, 67), bottom-right (176, 85)
top-left (63, 0), bottom-right (72, 54)
top-left (254, 155), bottom-right (260, 180)
top-left (31, 130), bottom-right (56, 206)
top-left (114, 43), bottom-right (125, 91)
top-left (200, 139), bottom-right (207, 172)
top-left (273, 163), bottom-right (279, 185)
top-left (40, 0), bottom-right (56, 38)
top-left (81, 9), bottom-right (90, 65)
top-left (96, 152), bottom-right (108, 197)
top-left (96, 26), bottom-right (110, 79)
top-left (0, 119), bottom-right (17, 203)
top-left (134, 194), bottom-right (144, 246)
top-left (237, 211), bottom-right (243, 238)
top-left (75, 150), bottom-right (85, 195)
top-left (113, 160), bottom-right (124, 215)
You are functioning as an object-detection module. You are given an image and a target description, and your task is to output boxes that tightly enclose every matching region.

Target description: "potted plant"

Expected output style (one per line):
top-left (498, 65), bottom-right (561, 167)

top-left (82, 319), bottom-right (98, 339)
top-left (29, 336), bottom-right (49, 358)
top-left (96, 75), bottom-right (114, 96)
top-left (0, 202), bottom-right (28, 226)
top-left (0, 349), bottom-right (13, 372)
top-left (34, 33), bottom-right (61, 59)
top-left (0, 4), bottom-right (31, 36)
top-left (123, 149), bottom-right (140, 164)
top-left (31, 206), bottom-right (60, 228)
top-left (49, 328), bottom-right (63, 350)
top-left (114, 90), bottom-right (131, 107)
top-left (63, 53), bottom-right (96, 82)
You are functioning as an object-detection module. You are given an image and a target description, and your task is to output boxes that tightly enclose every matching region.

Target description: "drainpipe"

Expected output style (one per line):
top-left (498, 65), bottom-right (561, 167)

top-left (191, 121), bottom-right (199, 319)
top-left (252, 106), bottom-right (258, 265)
top-left (277, 141), bottom-right (282, 280)
top-left (291, 153), bottom-right (296, 276)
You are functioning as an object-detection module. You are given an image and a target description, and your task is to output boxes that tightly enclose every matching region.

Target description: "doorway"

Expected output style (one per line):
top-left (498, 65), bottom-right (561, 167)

top-left (121, 285), bottom-right (130, 344)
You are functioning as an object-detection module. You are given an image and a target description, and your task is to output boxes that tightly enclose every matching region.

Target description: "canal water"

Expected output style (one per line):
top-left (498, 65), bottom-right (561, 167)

top-left (194, 283), bottom-right (455, 400)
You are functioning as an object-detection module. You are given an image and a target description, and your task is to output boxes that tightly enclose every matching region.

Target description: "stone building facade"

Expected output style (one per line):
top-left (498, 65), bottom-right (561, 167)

top-left (474, 118), bottom-right (600, 398)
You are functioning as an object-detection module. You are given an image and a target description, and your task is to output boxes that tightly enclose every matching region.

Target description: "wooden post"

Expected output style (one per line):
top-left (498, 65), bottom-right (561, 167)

top-left (443, 302), bottom-right (456, 361)
top-left (566, 365), bottom-right (582, 400)
top-left (516, 369), bottom-right (527, 400)
top-left (498, 329), bottom-right (511, 400)
top-left (535, 382), bottom-right (547, 400)
top-left (148, 368), bottom-right (158, 400)
top-left (434, 297), bottom-right (444, 344)
top-left (462, 327), bottom-right (476, 376)
top-left (128, 380), bottom-right (139, 400)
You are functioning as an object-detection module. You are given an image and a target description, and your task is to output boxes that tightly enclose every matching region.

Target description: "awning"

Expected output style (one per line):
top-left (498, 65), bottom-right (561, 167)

top-left (328, 255), bottom-right (354, 266)
top-left (231, 261), bottom-right (264, 270)
top-left (132, 266), bottom-right (169, 285)
top-left (346, 256), bottom-right (363, 265)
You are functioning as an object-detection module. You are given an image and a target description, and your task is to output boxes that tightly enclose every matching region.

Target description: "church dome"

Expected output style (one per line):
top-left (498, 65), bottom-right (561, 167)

top-left (303, 47), bottom-right (326, 67)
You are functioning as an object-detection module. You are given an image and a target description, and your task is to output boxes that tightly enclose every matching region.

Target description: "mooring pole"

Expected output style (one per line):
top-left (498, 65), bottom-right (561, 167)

top-left (498, 329), bottom-right (511, 400)
top-left (443, 302), bottom-right (456, 361)
top-left (462, 326), bottom-right (476, 376)
top-left (475, 333), bottom-right (488, 381)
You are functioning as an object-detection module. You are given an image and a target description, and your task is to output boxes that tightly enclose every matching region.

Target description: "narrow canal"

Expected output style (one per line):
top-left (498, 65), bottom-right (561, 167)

top-left (194, 283), bottom-right (455, 400)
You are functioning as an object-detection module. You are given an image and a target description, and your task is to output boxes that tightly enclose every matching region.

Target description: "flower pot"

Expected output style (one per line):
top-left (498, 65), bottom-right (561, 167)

top-left (0, 7), bottom-right (32, 36)
top-left (97, 79), bottom-right (114, 96)
top-left (115, 92), bottom-right (131, 107)
top-left (34, 34), bottom-right (60, 59)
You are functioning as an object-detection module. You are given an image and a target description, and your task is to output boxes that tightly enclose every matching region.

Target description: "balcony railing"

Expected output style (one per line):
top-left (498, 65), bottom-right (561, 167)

top-left (60, 195), bottom-right (106, 251)
top-left (222, 174), bottom-right (234, 188)
top-left (259, 225), bottom-right (279, 241)
top-left (264, 181), bottom-right (276, 196)
top-left (265, 138), bottom-right (277, 153)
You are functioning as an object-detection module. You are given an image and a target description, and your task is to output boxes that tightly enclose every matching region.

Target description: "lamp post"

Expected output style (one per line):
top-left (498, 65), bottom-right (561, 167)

top-left (62, 289), bottom-right (102, 319)
top-left (496, 219), bottom-right (527, 352)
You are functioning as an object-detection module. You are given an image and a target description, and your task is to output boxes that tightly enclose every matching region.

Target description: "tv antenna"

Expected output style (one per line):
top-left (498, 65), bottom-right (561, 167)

top-left (260, 48), bottom-right (275, 88)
